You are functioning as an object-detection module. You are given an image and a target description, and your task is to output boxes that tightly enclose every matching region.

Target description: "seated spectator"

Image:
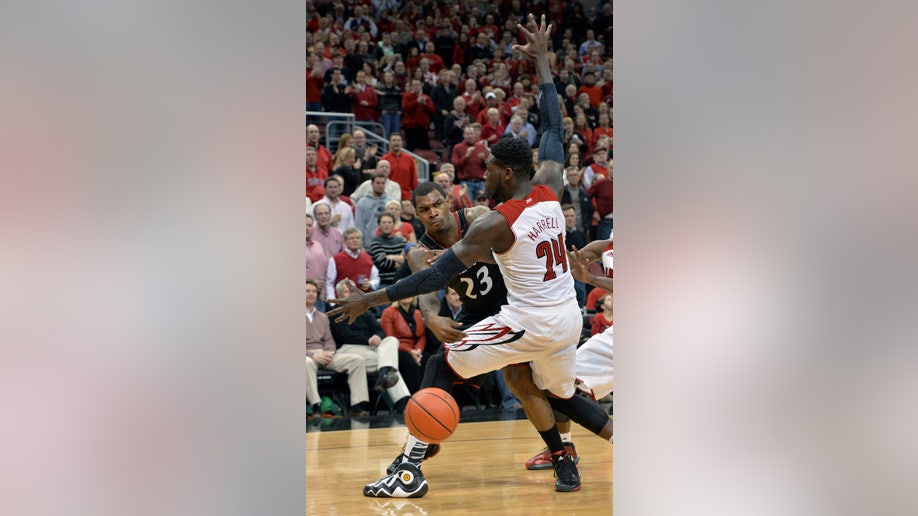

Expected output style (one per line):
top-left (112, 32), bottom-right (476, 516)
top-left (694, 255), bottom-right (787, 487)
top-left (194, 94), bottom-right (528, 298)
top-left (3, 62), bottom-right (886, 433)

top-left (325, 227), bottom-right (379, 296)
top-left (305, 279), bottom-right (370, 418)
top-left (381, 296), bottom-right (427, 394)
top-left (329, 280), bottom-right (411, 412)
top-left (368, 212), bottom-right (408, 288)
top-left (591, 293), bottom-right (614, 336)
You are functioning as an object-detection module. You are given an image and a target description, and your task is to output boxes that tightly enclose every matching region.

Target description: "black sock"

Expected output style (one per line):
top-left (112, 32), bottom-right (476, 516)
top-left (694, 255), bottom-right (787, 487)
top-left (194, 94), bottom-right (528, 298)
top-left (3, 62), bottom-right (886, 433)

top-left (539, 428), bottom-right (565, 455)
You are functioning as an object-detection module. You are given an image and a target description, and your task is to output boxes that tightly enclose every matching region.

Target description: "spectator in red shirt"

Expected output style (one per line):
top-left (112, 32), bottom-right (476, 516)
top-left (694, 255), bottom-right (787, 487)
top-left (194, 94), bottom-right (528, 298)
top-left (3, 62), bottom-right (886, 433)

top-left (450, 125), bottom-right (488, 202)
top-left (306, 54), bottom-right (324, 112)
top-left (305, 146), bottom-right (329, 203)
top-left (401, 78), bottom-right (435, 151)
top-left (381, 296), bottom-right (426, 393)
top-left (349, 69), bottom-right (379, 122)
top-left (591, 293), bottom-right (613, 335)
top-left (480, 107), bottom-right (506, 146)
top-left (419, 42), bottom-right (445, 73)
top-left (380, 133), bottom-right (418, 201)
top-left (461, 78), bottom-right (487, 121)
top-left (306, 123), bottom-right (333, 172)
top-left (577, 71), bottom-right (603, 109)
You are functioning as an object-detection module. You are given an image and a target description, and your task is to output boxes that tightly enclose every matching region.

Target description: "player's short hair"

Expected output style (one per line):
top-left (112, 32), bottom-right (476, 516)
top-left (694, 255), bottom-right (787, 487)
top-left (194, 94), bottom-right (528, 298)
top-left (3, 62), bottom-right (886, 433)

top-left (489, 137), bottom-right (533, 179)
top-left (412, 181), bottom-right (447, 206)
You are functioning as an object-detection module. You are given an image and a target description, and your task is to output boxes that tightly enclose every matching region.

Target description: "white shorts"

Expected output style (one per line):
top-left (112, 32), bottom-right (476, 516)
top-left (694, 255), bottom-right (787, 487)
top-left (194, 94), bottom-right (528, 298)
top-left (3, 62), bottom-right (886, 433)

top-left (444, 301), bottom-right (582, 398)
top-left (575, 326), bottom-right (614, 400)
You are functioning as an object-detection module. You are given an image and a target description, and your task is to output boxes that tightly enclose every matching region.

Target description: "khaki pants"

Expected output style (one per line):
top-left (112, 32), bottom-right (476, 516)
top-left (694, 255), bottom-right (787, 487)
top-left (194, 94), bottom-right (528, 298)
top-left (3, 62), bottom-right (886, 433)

top-left (305, 352), bottom-right (368, 407)
top-left (338, 337), bottom-right (410, 403)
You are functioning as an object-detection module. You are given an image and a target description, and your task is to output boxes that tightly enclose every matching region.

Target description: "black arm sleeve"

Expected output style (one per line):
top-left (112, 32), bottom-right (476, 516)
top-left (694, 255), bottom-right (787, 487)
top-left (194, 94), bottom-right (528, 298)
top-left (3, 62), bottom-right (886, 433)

top-left (537, 82), bottom-right (564, 164)
top-left (385, 248), bottom-right (469, 301)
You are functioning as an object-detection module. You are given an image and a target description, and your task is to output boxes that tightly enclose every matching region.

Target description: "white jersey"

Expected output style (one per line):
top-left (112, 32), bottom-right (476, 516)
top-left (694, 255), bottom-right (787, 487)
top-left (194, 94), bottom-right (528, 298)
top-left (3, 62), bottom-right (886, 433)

top-left (493, 185), bottom-right (578, 310)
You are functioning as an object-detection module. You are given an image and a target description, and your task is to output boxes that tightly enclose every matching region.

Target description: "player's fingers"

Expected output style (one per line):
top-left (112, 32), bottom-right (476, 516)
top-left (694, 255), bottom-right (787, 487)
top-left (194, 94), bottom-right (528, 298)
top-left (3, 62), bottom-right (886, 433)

top-left (516, 24), bottom-right (533, 38)
top-left (450, 320), bottom-right (463, 328)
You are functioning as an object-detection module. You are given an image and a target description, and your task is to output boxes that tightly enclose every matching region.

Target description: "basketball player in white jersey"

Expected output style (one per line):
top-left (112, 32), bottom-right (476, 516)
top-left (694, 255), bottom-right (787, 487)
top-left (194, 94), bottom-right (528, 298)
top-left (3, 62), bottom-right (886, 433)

top-left (329, 15), bottom-right (584, 496)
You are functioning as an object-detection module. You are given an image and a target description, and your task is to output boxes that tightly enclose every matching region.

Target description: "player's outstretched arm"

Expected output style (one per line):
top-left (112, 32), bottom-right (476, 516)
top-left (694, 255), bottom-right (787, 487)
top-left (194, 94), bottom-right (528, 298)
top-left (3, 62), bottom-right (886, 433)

top-left (569, 246), bottom-right (614, 292)
top-left (328, 217), bottom-right (506, 323)
top-left (514, 14), bottom-right (564, 198)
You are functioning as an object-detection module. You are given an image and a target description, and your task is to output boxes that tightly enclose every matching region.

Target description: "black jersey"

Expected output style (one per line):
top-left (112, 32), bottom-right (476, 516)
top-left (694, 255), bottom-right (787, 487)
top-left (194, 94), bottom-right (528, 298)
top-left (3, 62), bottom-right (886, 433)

top-left (418, 209), bottom-right (507, 326)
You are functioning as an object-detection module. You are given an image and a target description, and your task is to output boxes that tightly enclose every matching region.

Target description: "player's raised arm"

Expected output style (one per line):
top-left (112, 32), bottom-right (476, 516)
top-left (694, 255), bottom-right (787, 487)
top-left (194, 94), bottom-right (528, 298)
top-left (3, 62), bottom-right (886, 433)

top-left (514, 14), bottom-right (564, 198)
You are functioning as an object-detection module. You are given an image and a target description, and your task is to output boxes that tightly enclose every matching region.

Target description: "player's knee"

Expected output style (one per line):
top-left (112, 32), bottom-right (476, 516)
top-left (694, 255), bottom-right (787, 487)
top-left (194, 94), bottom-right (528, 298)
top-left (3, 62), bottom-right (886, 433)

top-left (420, 352), bottom-right (460, 392)
top-left (502, 365), bottom-right (539, 397)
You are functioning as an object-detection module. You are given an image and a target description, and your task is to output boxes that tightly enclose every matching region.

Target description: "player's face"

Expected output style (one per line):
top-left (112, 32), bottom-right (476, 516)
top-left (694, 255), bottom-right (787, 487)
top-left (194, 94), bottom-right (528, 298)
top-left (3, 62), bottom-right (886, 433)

top-left (414, 191), bottom-right (451, 232)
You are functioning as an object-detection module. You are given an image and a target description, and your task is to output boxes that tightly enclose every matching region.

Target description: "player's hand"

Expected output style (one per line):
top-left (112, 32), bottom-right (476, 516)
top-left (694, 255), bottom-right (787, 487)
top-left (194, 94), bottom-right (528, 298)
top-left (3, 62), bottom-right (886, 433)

top-left (567, 246), bottom-right (591, 283)
top-left (426, 314), bottom-right (468, 343)
top-left (327, 280), bottom-right (374, 323)
top-left (423, 249), bottom-right (446, 264)
top-left (512, 14), bottom-right (553, 59)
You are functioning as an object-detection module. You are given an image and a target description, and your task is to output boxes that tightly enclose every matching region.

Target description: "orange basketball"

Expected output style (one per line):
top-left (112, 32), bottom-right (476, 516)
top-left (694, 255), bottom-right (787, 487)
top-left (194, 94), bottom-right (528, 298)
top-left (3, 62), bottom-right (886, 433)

top-left (404, 388), bottom-right (460, 443)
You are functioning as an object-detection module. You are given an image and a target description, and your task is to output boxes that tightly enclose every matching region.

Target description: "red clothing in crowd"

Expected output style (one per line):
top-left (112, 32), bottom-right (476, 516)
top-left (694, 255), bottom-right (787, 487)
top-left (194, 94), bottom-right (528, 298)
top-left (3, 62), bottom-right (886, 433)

top-left (349, 84), bottom-right (379, 121)
top-left (306, 164), bottom-right (329, 202)
top-left (306, 71), bottom-right (323, 104)
top-left (577, 83), bottom-right (603, 108)
top-left (480, 120), bottom-right (506, 145)
top-left (591, 312), bottom-right (613, 336)
top-left (461, 91), bottom-right (487, 121)
top-left (402, 90), bottom-right (435, 130)
top-left (309, 143), bottom-right (334, 172)
top-left (588, 175), bottom-right (613, 218)
top-left (418, 52), bottom-right (445, 73)
top-left (451, 140), bottom-right (489, 182)
top-left (381, 305), bottom-right (427, 354)
top-left (331, 249), bottom-right (374, 292)
top-left (381, 150), bottom-right (419, 201)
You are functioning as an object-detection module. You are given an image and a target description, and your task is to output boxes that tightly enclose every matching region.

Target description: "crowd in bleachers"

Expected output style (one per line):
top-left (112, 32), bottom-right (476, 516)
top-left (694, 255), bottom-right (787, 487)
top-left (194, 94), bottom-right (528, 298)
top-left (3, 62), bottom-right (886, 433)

top-left (305, 0), bottom-right (613, 418)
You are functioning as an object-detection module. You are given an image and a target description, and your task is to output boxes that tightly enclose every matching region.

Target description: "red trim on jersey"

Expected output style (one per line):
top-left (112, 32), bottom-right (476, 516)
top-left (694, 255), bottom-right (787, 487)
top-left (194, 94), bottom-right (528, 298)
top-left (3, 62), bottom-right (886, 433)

top-left (443, 349), bottom-right (470, 381)
top-left (494, 185), bottom-right (558, 255)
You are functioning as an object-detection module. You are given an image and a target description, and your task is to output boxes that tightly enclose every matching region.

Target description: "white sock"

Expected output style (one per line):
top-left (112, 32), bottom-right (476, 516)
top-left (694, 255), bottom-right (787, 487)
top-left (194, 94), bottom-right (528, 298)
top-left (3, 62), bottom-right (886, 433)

top-left (560, 431), bottom-right (572, 444)
top-left (403, 434), bottom-right (430, 462)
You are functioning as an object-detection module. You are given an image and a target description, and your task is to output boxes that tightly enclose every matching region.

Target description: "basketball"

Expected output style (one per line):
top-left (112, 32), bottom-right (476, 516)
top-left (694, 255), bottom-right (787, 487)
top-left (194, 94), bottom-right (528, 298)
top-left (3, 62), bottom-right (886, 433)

top-left (404, 388), bottom-right (460, 443)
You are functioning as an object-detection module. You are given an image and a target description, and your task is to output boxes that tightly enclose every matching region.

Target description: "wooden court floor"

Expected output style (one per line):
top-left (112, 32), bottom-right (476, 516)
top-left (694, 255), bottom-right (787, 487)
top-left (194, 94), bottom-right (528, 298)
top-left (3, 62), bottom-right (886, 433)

top-left (306, 419), bottom-right (613, 515)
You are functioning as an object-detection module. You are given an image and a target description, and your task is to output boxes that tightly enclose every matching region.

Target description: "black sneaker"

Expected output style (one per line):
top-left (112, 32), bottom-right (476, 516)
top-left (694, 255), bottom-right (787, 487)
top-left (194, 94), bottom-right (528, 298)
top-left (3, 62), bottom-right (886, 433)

top-left (385, 444), bottom-right (440, 475)
top-left (552, 452), bottom-right (582, 492)
top-left (374, 367), bottom-right (400, 392)
top-left (364, 461), bottom-right (429, 498)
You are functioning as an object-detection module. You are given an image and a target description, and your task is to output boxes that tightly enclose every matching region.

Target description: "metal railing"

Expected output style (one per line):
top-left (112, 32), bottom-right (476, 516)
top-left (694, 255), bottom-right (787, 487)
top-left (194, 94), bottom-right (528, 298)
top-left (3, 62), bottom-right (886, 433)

top-left (307, 109), bottom-right (430, 182)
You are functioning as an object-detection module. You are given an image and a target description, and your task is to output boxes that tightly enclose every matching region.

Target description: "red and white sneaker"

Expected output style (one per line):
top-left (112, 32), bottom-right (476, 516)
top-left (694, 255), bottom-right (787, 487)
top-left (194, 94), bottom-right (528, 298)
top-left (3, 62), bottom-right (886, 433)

top-left (524, 442), bottom-right (578, 470)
